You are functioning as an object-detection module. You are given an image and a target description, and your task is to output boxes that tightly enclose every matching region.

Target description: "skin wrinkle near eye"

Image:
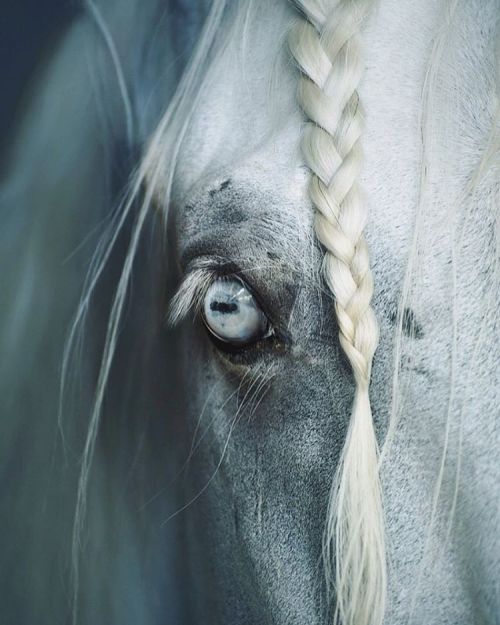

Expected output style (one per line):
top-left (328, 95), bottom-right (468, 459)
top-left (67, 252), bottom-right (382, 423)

top-left (175, 176), bottom-right (315, 274)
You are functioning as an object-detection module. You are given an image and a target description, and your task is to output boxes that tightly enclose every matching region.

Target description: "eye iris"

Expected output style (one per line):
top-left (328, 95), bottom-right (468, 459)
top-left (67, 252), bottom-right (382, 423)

top-left (203, 278), bottom-right (268, 345)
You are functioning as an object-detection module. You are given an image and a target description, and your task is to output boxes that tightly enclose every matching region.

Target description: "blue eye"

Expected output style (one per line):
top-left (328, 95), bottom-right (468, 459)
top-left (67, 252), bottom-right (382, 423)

top-left (203, 277), bottom-right (271, 345)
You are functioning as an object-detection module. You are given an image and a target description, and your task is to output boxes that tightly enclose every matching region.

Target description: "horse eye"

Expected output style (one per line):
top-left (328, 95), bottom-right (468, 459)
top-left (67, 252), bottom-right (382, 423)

top-left (202, 277), bottom-right (271, 346)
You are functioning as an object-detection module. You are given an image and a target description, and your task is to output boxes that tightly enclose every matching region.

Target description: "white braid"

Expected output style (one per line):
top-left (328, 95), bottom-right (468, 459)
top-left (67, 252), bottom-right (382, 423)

top-left (289, 2), bottom-right (386, 625)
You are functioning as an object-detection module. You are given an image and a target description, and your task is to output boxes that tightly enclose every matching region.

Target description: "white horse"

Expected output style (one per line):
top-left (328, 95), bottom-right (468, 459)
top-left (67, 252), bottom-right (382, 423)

top-left (1, 1), bottom-right (498, 624)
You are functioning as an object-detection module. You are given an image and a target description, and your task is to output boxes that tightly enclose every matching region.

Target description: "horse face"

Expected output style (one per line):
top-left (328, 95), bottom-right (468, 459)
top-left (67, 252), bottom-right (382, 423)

top-left (161, 8), bottom-right (344, 622)
top-left (157, 1), bottom-right (499, 623)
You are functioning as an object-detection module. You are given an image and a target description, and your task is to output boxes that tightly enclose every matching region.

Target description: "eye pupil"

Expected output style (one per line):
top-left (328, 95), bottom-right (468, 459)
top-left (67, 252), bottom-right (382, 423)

top-left (210, 301), bottom-right (238, 314)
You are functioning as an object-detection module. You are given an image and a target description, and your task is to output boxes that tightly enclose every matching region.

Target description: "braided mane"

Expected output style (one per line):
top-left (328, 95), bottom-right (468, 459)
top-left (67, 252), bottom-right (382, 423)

top-left (289, 2), bottom-right (386, 624)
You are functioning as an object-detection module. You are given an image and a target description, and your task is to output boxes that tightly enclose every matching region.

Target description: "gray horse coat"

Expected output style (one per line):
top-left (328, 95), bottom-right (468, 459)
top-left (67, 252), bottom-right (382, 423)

top-left (0, 1), bottom-right (498, 624)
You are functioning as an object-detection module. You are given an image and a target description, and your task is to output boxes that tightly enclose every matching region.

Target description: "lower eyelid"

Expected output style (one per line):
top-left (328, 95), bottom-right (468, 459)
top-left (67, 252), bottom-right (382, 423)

top-left (204, 326), bottom-right (278, 360)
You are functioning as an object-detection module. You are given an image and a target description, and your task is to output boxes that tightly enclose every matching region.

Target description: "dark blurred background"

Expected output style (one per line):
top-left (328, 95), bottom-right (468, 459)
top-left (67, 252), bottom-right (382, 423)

top-left (1, 1), bottom-right (78, 155)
